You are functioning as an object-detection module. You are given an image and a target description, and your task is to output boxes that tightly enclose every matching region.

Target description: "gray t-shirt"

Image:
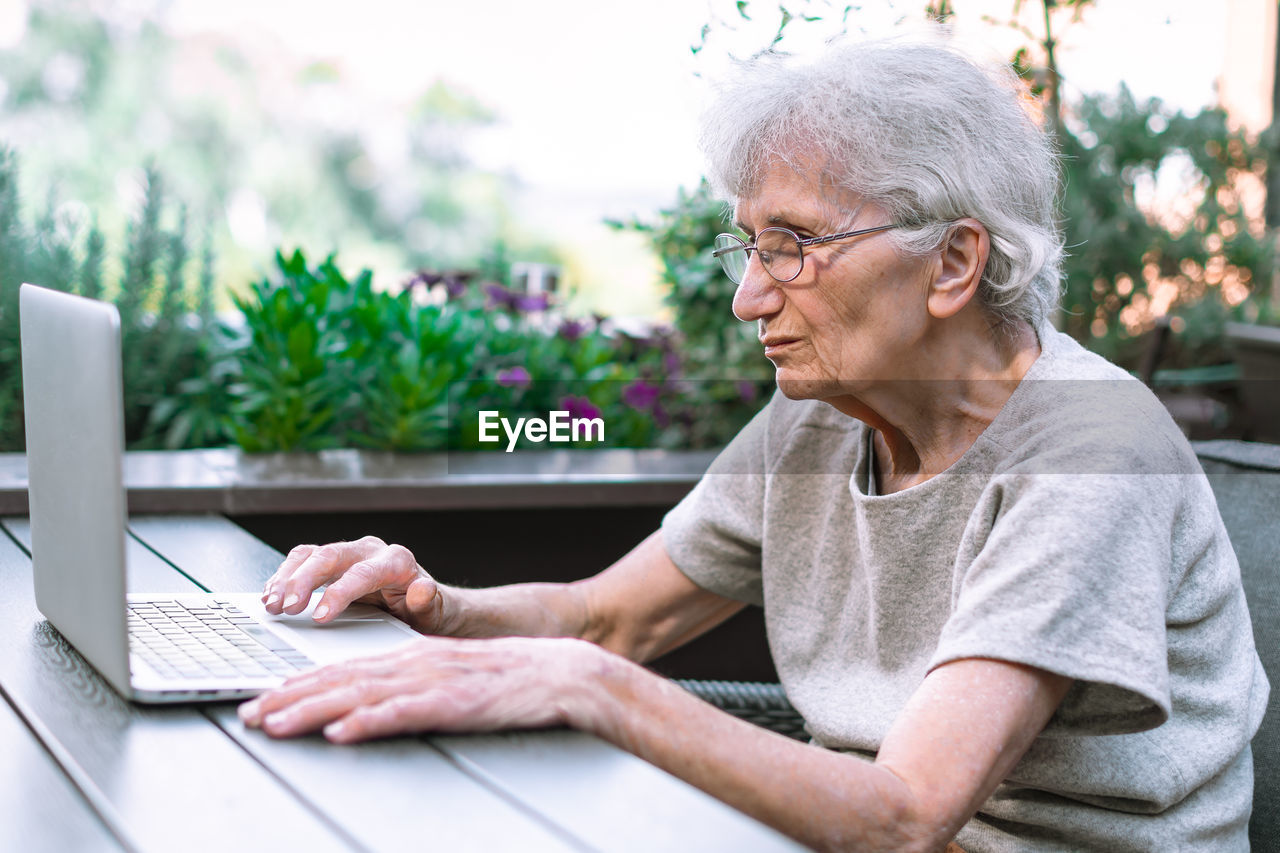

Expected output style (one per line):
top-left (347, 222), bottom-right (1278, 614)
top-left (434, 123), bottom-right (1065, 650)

top-left (663, 328), bottom-right (1269, 851)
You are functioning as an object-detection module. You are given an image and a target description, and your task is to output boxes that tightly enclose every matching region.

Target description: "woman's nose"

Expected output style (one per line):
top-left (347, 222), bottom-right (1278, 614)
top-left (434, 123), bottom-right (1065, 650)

top-left (731, 259), bottom-right (784, 322)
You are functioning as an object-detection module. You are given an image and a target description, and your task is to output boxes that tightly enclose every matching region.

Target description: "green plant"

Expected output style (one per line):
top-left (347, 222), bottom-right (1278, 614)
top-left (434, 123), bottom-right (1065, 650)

top-left (225, 251), bottom-right (363, 452)
top-left (609, 180), bottom-right (775, 448)
top-left (980, 0), bottom-right (1274, 362)
top-left (222, 249), bottom-right (700, 453)
top-left (0, 148), bottom-right (218, 451)
top-left (117, 168), bottom-right (222, 448)
top-left (348, 296), bottom-right (471, 451)
top-left (446, 316), bottom-right (678, 451)
top-left (0, 147), bottom-right (29, 450)
top-left (1058, 91), bottom-right (1272, 368)
top-left (0, 158), bottom-right (99, 448)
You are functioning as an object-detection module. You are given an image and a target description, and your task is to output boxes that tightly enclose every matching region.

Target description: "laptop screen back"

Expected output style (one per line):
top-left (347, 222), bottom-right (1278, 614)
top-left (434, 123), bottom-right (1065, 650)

top-left (20, 283), bottom-right (132, 696)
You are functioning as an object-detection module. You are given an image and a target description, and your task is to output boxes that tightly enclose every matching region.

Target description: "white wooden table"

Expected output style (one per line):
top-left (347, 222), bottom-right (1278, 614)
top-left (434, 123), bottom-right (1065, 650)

top-left (0, 514), bottom-right (799, 852)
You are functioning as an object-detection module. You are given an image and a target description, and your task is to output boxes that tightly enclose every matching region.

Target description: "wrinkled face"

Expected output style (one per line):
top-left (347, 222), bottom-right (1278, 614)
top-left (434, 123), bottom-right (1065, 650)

top-left (731, 160), bottom-right (935, 402)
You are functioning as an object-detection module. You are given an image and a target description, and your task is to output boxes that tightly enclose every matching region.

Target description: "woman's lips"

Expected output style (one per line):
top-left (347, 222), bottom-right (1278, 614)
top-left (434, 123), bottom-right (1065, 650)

top-left (761, 338), bottom-right (800, 357)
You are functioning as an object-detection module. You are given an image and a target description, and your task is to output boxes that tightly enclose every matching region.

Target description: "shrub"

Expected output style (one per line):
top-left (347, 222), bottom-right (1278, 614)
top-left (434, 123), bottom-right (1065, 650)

top-left (0, 148), bottom-right (217, 451)
top-left (221, 250), bottom-right (690, 452)
top-left (609, 180), bottom-right (774, 448)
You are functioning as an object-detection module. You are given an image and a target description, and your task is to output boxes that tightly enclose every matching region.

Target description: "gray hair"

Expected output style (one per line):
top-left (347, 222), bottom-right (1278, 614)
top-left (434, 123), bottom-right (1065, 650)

top-left (699, 36), bottom-right (1063, 329)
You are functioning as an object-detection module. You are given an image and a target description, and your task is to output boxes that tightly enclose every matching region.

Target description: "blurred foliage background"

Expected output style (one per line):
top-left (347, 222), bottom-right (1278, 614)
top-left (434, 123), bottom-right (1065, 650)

top-left (1, 0), bottom-right (1277, 454)
top-left (0, 0), bottom-right (560, 285)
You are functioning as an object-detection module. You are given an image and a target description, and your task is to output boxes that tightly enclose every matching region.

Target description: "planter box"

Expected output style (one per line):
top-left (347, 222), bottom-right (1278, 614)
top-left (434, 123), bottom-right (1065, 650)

top-left (0, 447), bottom-right (718, 515)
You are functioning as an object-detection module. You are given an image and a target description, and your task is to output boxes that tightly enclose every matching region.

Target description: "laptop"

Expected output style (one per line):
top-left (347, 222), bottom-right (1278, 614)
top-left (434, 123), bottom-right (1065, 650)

top-left (19, 282), bottom-right (420, 703)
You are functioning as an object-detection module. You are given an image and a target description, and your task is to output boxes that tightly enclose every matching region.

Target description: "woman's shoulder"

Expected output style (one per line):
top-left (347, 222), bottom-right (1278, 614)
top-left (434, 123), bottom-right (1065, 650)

top-left (989, 329), bottom-right (1201, 477)
top-left (1032, 326), bottom-right (1136, 382)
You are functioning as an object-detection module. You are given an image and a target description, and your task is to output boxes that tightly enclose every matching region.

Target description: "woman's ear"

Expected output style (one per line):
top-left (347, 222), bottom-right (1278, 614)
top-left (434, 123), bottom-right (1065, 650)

top-left (927, 219), bottom-right (989, 320)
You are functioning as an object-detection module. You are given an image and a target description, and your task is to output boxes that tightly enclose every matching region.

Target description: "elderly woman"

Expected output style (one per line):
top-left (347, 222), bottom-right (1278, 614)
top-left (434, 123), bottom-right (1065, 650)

top-left (239, 38), bottom-right (1267, 851)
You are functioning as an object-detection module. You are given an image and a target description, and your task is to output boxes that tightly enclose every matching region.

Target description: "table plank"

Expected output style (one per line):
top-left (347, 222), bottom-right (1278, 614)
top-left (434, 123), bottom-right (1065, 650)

top-left (0, 520), bottom-right (355, 853)
top-left (435, 731), bottom-right (802, 852)
top-left (127, 514), bottom-right (283, 593)
top-left (203, 707), bottom-right (584, 852)
top-left (5, 517), bottom-right (204, 594)
top-left (0, 694), bottom-right (123, 852)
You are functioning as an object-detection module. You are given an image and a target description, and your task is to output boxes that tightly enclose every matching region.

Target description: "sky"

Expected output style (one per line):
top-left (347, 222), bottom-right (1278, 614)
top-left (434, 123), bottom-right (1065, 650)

top-left (158, 0), bottom-right (1232, 208)
top-left (0, 0), bottom-right (1253, 317)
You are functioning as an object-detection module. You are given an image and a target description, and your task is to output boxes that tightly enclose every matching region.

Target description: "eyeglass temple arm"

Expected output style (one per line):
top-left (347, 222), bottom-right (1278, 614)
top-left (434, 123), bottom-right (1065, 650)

top-left (798, 223), bottom-right (899, 248)
top-left (713, 222), bottom-right (899, 258)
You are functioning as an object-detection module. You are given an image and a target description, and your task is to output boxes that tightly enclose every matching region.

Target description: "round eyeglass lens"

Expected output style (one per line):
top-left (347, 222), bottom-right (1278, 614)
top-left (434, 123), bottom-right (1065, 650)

top-left (756, 228), bottom-right (803, 282)
top-left (714, 234), bottom-right (749, 283)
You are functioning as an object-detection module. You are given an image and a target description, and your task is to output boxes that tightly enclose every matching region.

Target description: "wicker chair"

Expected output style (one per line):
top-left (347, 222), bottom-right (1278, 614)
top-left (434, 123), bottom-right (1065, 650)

top-left (1194, 439), bottom-right (1279, 850)
top-left (675, 678), bottom-right (807, 741)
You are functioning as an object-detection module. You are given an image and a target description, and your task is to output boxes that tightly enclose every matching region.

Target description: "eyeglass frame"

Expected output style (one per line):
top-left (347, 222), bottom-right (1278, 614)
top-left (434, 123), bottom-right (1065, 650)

top-left (711, 223), bottom-right (902, 284)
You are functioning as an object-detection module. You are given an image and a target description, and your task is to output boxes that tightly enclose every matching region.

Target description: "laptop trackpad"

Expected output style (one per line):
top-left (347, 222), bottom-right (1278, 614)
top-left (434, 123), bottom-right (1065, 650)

top-left (272, 618), bottom-right (417, 664)
top-left (252, 595), bottom-right (420, 666)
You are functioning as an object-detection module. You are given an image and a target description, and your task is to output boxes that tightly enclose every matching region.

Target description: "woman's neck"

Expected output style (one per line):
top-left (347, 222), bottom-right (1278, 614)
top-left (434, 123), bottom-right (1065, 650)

top-left (829, 317), bottom-right (1041, 495)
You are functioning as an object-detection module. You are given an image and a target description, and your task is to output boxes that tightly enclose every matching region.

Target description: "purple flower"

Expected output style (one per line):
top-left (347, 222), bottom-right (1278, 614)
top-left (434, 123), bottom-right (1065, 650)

top-left (484, 282), bottom-right (550, 313)
top-left (558, 318), bottom-right (588, 341)
top-left (484, 282), bottom-right (519, 311)
top-left (406, 270), bottom-right (444, 290)
top-left (737, 380), bottom-right (758, 403)
top-left (622, 380), bottom-right (662, 412)
top-left (515, 292), bottom-right (550, 312)
top-left (560, 395), bottom-right (602, 422)
top-left (442, 273), bottom-right (470, 300)
top-left (496, 366), bottom-right (531, 389)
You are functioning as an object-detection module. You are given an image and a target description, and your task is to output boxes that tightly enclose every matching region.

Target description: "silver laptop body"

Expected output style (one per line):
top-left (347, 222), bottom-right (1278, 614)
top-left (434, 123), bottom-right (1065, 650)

top-left (20, 283), bottom-right (419, 703)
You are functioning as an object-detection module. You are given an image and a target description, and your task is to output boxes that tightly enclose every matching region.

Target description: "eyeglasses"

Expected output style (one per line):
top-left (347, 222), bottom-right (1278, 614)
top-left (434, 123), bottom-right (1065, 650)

top-left (712, 223), bottom-right (900, 284)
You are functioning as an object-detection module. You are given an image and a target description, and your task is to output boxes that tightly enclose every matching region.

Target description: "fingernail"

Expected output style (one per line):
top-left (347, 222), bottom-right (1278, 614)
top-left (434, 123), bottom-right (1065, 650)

top-left (265, 712), bottom-right (288, 729)
top-left (313, 604), bottom-right (329, 620)
top-left (265, 593), bottom-right (280, 607)
top-left (239, 699), bottom-right (260, 724)
top-left (282, 593), bottom-right (299, 610)
top-left (324, 721), bottom-right (347, 740)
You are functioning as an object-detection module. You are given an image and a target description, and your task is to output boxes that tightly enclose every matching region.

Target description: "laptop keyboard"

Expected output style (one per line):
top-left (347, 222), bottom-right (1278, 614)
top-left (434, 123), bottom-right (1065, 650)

top-left (128, 599), bottom-right (314, 680)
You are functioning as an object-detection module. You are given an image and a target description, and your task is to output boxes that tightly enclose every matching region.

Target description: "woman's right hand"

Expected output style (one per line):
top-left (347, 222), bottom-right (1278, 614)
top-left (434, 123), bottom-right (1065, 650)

top-left (261, 537), bottom-right (446, 634)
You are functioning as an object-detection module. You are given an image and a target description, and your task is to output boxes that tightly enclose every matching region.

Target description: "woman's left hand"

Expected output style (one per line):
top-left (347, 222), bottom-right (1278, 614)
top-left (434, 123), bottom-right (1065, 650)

top-left (237, 635), bottom-right (608, 743)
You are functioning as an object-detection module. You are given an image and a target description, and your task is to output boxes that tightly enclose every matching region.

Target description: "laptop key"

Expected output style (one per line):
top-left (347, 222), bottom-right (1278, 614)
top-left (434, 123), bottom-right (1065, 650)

top-left (239, 624), bottom-right (295, 652)
top-left (129, 599), bottom-right (316, 681)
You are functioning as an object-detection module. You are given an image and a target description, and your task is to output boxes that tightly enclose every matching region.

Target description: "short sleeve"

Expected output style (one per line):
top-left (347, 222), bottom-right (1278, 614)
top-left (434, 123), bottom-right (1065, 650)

top-left (661, 400), bottom-right (772, 606)
top-left (929, 468), bottom-right (1185, 736)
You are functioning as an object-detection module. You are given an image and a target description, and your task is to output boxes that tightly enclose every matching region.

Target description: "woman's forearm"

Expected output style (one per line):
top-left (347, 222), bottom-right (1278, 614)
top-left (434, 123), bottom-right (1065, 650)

top-left (567, 655), bottom-right (925, 853)
top-left (431, 580), bottom-right (590, 640)
top-left (242, 621), bottom-right (1062, 852)
top-left (566, 653), bottom-right (1069, 853)
top-left (428, 531), bottom-right (744, 664)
